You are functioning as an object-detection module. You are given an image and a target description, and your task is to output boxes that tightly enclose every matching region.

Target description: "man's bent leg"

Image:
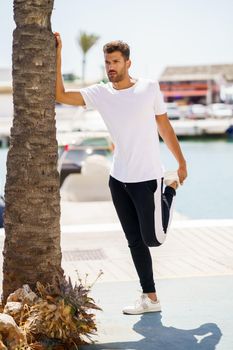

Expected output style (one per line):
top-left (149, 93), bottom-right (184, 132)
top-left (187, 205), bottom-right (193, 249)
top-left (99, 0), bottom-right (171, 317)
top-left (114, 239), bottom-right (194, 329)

top-left (162, 182), bottom-right (176, 234)
top-left (128, 178), bottom-right (176, 247)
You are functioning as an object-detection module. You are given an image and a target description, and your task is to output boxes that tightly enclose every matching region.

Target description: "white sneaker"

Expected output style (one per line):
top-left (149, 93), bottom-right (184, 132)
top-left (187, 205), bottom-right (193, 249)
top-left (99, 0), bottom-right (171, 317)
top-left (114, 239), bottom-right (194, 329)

top-left (164, 170), bottom-right (180, 187)
top-left (123, 294), bottom-right (161, 315)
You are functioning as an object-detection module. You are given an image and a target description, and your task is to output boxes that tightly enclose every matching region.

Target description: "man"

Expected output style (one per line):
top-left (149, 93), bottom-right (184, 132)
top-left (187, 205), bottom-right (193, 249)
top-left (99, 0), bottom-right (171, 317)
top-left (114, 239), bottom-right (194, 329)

top-left (55, 33), bottom-right (187, 314)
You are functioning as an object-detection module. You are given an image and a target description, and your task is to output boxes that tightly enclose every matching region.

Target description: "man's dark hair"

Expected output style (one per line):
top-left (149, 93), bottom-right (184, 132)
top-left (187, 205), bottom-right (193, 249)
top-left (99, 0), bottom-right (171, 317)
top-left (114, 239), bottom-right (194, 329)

top-left (103, 40), bottom-right (130, 60)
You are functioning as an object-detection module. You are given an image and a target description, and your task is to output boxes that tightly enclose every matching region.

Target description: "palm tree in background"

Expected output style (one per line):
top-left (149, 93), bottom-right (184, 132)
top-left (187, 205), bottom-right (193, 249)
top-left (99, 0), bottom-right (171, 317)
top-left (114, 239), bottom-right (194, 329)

top-left (77, 31), bottom-right (100, 84)
top-left (2, 0), bottom-right (63, 301)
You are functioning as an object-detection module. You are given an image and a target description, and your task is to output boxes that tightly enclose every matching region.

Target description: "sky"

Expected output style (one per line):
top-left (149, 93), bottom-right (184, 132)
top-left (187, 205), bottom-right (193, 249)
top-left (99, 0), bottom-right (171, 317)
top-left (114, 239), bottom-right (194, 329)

top-left (1, 0), bottom-right (233, 82)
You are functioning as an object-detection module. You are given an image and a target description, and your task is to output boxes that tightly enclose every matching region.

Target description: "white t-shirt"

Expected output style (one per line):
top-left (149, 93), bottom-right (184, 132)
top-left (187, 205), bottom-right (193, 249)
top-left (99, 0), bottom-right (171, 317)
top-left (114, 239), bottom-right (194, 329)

top-left (79, 78), bottom-right (166, 183)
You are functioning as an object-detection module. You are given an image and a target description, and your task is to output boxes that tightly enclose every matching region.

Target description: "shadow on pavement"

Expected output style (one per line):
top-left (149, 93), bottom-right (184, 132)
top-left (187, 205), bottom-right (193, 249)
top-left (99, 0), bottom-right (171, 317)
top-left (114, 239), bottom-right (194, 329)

top-left (81, 313), bottom-right (222, 350)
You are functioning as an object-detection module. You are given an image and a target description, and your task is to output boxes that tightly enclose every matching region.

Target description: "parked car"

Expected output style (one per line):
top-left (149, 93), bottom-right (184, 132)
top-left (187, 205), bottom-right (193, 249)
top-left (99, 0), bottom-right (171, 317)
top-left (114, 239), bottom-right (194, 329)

top-left (166, 102), bottom-right (181, 120)
top-left (207, 103), bottom-right (233, 118)
top-left (58, 135), bottom-right (113, 186)
top-left (0, 195), bottom-right (5, 228)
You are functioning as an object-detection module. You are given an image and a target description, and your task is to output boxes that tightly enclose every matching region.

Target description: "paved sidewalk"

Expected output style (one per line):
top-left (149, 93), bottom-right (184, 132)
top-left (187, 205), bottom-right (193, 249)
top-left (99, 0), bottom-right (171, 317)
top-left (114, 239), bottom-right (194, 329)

top-left (1, 201), bottom-right (233, 349)
top-left (61, 219), bottom-right (233, 284)
top-left (60, 201), bottom-right (233, 349)
top-left (79, 277), bottom-right (231, 350)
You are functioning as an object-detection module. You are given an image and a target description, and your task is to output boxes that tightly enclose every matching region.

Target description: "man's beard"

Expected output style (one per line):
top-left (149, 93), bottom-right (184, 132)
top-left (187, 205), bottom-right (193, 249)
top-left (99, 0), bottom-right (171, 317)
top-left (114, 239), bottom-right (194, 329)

top-left (107, 71), bottom-right (125, 82)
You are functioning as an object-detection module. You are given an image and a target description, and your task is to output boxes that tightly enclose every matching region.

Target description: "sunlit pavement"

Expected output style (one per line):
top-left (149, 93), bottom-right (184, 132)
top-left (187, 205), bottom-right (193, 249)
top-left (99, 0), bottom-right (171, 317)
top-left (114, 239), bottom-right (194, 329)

top-left (0, 201), bottom-right (233, 349)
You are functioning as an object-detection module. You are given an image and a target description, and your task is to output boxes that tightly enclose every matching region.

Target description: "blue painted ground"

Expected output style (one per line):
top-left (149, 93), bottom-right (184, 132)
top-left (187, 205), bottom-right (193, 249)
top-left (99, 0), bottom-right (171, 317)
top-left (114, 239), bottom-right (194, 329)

top-left (80, 276), bottom-right (233, 350)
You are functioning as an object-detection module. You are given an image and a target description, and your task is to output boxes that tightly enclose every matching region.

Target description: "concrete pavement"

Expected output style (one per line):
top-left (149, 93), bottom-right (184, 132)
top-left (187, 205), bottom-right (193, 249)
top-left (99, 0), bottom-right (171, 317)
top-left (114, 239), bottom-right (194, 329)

top-left (60, 201), bottom-right (233, 349)
top-left (79, 277), bottom-right (232, 350)
top-left (1, 200), bottom-right (233, 349)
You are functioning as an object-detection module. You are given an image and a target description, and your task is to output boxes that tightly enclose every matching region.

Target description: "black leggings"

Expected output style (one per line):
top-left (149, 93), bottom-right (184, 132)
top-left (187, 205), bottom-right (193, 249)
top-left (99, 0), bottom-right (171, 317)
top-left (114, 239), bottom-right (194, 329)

top-left (108, 175), bottom-right (176, 293)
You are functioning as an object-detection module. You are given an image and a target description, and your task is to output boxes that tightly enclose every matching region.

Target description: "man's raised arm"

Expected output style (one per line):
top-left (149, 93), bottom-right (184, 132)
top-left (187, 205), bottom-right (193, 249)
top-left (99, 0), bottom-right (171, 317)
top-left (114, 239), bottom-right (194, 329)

top-left (54, 32), bottom-right (85, 106)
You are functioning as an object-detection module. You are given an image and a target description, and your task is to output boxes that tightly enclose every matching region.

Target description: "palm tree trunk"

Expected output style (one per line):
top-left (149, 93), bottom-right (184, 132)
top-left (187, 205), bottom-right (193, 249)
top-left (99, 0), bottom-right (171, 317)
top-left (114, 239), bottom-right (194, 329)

top-left (2, 0), bottom-right (63, 302)
top-left (82, 54), bottom-right (86, 85)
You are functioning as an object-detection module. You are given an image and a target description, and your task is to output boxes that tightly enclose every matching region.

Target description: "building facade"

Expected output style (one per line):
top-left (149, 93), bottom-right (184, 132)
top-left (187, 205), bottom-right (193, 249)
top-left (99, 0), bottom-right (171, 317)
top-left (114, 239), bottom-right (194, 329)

top-left (159, 64), bottom-right (233, 105)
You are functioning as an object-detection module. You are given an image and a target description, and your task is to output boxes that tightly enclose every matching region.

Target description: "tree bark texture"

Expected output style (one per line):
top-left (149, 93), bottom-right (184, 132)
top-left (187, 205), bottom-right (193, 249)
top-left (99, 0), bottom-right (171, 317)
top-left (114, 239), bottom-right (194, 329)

top-left (2, 0), bottom-right (63, 301)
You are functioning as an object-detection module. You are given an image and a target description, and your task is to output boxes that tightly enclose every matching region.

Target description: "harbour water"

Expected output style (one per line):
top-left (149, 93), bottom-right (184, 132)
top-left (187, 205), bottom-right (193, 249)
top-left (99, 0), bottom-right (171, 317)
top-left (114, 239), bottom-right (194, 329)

top-left (0, 138), bottom-right (233, 220)
top-left (160, 139), bottom-right (233, 219)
